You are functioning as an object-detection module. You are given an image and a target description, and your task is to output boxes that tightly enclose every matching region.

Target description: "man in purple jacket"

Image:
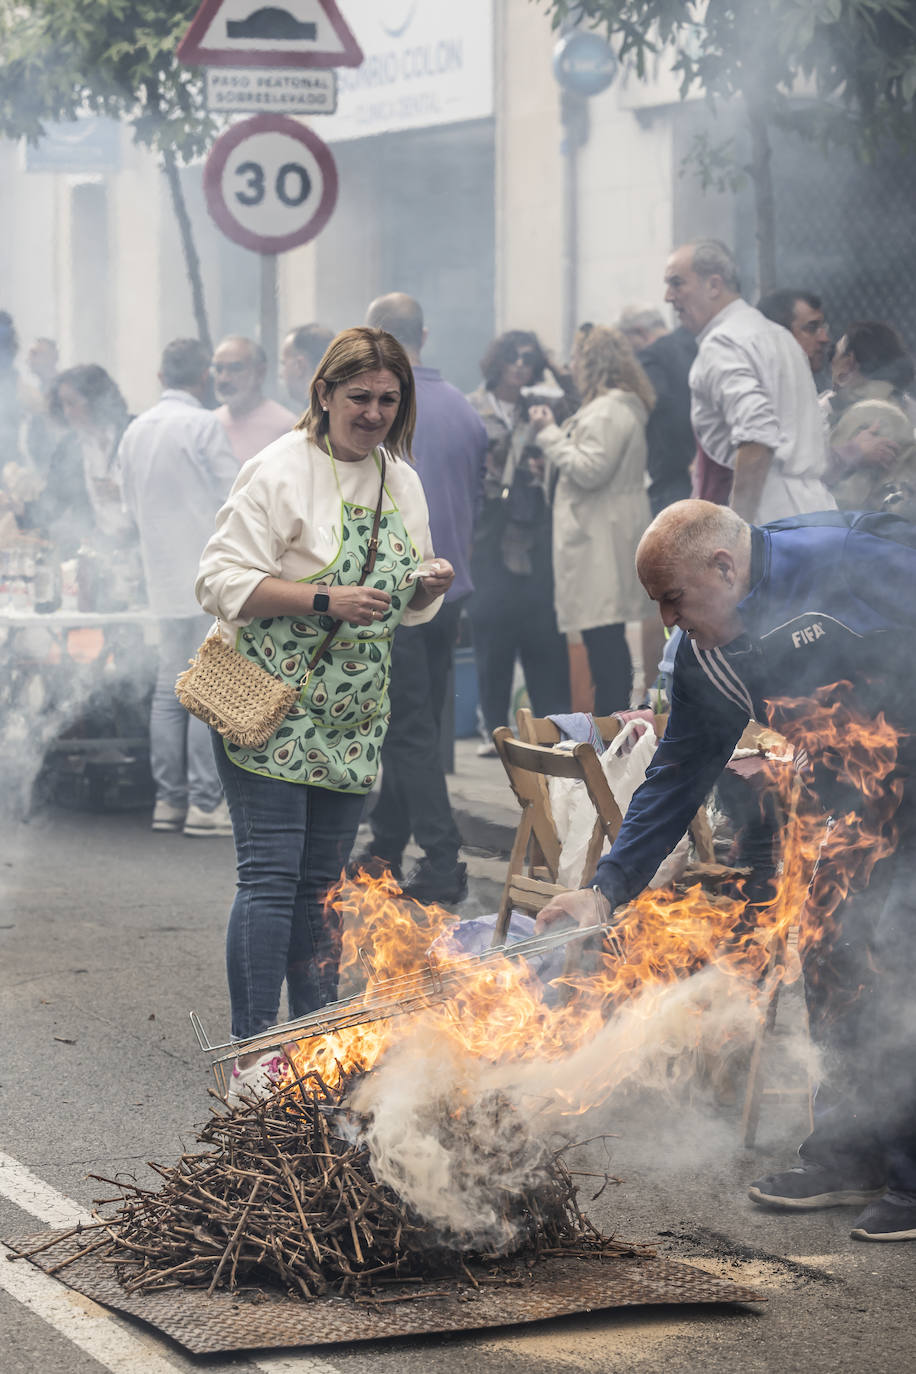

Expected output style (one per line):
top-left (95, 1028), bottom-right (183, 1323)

top-left (359, 293), bottom-right (487, 904)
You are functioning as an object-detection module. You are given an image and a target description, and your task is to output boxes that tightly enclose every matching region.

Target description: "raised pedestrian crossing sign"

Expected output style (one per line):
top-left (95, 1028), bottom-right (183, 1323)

top-left (177, 0), bottom-right (363, 69)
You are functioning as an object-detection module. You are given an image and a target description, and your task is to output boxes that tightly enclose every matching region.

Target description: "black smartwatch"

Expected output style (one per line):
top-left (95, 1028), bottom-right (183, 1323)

top-left (312, 590), bottom-right (330, 613)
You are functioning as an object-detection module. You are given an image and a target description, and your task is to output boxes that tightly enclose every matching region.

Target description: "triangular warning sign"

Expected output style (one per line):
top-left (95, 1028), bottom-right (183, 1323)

top-left (177, 0), bottom-right (363, 69)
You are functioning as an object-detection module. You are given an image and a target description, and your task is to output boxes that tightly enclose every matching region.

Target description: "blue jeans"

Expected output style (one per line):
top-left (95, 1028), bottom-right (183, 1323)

top-left (152, 616), bottom-right (223, 811)
top-left (214, 736), bottom-right (366, 1040)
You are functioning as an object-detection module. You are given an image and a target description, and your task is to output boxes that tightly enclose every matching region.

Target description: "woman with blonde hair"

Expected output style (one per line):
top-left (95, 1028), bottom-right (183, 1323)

top-left (196, 326), bottom-right (453, 1100)
top-left (530, 324), bottom-right (654, 714)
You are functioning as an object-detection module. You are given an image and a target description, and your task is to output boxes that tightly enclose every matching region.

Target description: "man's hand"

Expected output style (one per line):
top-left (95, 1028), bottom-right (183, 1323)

top-left (536, 886), bottom-right (612, 933)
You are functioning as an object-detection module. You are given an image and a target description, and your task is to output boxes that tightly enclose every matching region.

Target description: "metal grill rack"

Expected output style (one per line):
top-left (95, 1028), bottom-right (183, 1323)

top-left (191, 919), bottom-right (610, 1093)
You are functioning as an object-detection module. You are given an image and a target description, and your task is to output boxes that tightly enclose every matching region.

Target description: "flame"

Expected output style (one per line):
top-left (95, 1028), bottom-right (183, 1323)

top-left (284, 688), bottom-right (903, 1119)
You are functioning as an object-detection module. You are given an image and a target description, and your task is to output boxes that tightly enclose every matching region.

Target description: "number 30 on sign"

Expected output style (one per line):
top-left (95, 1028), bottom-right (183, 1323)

top-left (204, 114), bottom-right (338, 254)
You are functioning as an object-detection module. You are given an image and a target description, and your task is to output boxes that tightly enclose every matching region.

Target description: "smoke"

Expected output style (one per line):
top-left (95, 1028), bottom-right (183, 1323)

top-left (0, 622), bottom-right (154, 822)
top-left (348, 963), bottom-right (817, 1250)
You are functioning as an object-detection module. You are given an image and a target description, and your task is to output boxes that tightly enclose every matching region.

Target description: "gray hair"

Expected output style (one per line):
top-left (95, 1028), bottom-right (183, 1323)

top-left (690, 239), bottom-right (741, 293)
top-left (616, 305), bottom-right (666, 338)
top-left (216, 334), bottom-right (266, 368)
top-left (160, 338), bottom-right (211, 389)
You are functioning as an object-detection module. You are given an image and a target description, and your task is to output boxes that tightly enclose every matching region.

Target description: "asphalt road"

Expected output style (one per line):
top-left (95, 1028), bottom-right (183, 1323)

top-left (1, 804), bottom-right (914, 1373)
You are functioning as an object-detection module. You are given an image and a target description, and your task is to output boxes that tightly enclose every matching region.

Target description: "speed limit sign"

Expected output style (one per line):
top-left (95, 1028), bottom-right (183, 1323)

top-left (203, 114), bottom-right (338, 254)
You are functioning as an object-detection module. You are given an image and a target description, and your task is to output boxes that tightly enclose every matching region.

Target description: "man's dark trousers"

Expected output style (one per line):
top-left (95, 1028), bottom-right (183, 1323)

top-left (370, 600), bottom-right (464, 868)
top-left (799, 794), bottom-right (916, 1193)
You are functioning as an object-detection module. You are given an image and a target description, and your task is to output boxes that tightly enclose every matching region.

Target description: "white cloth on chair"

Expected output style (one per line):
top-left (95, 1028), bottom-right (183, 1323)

top-left (549, 719), bottom-right (659, 887)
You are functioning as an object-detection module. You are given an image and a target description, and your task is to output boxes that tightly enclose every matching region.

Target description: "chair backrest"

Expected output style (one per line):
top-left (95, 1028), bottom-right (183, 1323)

top-left (492, 727), bottom-right (625, 941)
top-left (516, 707), bottom-right (717, 865)
top-left (516, 706), bottom-right (623, 747)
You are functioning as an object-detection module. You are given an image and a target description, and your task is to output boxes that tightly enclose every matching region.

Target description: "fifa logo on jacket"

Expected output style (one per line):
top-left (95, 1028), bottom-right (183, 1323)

top-left (791, 621), bottom-right (826, 648)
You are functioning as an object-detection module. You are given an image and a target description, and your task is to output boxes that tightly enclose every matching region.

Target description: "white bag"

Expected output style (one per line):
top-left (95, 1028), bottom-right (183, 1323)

top-left (550, 720), bottom-right (658, 888)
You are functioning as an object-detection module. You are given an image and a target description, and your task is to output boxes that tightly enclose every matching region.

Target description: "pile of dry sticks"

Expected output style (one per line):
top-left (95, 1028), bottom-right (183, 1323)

top-left (19, 1069), bottom-right (651, 1301)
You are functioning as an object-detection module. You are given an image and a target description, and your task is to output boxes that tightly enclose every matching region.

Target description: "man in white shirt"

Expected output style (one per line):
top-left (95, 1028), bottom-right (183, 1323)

top-left (119, 339), bottom-right (239, 837)
top-left (213, 335), bottom-right (296, 466)
top-left (664, 239), bottom-right (834, 523)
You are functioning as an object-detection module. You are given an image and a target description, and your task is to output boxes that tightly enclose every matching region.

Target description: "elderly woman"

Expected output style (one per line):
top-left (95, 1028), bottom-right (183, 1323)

top-left (530, 324), bottom-right (654, 715)
top-left (196, 327), bottom-right (454, 1100)
top-left (466, 330), bottom-right (572, 752)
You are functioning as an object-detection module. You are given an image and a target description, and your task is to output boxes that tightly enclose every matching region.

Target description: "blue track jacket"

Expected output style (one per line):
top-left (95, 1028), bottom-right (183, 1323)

top-left (592, 510), bottom-right (916, 909)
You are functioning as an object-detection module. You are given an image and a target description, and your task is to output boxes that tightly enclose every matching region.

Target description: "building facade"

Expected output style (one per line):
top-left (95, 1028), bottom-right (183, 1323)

top-left (13, 1), bottom-right (900, 414)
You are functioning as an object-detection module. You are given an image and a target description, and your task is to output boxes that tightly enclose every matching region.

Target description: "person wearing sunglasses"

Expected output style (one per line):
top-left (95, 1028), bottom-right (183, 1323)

top-left (466, 331), bottom-right (572, 752)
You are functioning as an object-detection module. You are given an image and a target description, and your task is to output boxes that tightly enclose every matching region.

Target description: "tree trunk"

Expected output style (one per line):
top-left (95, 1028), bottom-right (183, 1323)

top-left (161, 146), bottom-right (212, 351)
top-left (744, 93), bottom-right (777, 296)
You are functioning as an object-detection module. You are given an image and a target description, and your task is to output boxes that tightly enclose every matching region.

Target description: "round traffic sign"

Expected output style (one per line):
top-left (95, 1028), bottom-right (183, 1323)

top-left (203, 114), bottom-right (338, 254)
top-left (552, 30), bottom-right (617, 97)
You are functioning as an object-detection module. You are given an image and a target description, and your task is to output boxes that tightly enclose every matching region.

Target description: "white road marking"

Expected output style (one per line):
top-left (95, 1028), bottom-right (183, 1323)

top-left (0, 1149), bottom-right (93, 1227)
top-left (0, 1243), bottom-right (188, 1374)
top-left (0, 1147), bottom-right (345, 1374)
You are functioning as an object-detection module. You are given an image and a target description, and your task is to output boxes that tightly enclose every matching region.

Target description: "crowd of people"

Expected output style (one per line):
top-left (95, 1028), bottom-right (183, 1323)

top-left (4, 240), bottom-right (916, 1237)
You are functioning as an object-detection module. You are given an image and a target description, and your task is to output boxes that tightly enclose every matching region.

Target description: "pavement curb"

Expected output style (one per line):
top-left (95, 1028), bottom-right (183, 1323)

top-left (450, 796), bottom-right (514, 856)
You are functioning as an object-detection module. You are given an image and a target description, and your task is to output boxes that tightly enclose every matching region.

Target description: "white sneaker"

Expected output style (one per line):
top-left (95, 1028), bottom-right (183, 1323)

top-left (225, 1049), bottom-right (289, 1107)
top-left (476, 739), bottom-right (499, 758)
top-left (184, 800), bottom-right (232, 837)
top-left (152, 800), bottom-right (186, 832)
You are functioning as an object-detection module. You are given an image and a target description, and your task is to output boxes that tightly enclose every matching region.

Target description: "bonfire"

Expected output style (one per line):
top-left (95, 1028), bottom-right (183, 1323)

top-left (23, 689), bottom-right (897, 1304)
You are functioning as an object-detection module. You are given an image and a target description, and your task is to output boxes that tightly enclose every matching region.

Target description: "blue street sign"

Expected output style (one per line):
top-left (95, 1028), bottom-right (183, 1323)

top-left (553, 30), bottom-right (618, 98)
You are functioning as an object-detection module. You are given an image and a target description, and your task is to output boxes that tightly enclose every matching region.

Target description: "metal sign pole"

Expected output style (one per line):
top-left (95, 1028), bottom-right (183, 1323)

top-left (260, 252), bottom-right (279, 393)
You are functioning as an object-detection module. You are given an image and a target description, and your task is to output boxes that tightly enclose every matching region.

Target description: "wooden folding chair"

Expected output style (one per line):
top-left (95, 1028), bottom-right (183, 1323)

top-left (492, 726), bottom-right (624, 941)
top-left (513, 708), bottom-right (625, 880)
top-left (516, 707), bottom-right (716, 865)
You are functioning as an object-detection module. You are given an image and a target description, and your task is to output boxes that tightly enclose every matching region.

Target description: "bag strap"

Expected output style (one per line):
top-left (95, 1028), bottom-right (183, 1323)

top-left (299, 448), bottom-right (388, 683)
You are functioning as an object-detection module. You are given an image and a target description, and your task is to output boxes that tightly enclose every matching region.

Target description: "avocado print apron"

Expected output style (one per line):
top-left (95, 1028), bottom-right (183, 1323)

top-left (224, 452), bottom-right (420, 793)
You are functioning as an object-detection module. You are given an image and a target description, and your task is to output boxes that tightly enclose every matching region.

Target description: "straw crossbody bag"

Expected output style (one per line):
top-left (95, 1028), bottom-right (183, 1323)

top-left (175, 452), bottom-right (387, 750)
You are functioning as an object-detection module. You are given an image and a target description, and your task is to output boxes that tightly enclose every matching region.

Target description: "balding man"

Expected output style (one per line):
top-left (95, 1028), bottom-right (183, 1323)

top-left (213, 335), bottom-right (296, 466)
top-left (664, 240), bottom-right (833, 522)
top-left (354, 292), bottom-right (487, 905)
top-left (540, 498), bottom-right (916, 1242)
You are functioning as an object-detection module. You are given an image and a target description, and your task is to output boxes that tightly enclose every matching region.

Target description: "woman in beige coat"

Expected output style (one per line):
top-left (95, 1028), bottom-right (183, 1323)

top-left (530, 325), bottom-right (654, 714)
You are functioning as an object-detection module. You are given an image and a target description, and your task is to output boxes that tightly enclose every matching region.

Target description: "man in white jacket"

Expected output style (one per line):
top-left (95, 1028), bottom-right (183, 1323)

top-left (664, 239), bottom-right (835, 523)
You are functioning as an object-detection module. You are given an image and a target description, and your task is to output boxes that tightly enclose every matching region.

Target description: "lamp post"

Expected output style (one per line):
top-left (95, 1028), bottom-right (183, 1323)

top-left (552, 28), bottom-right (618, 358)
